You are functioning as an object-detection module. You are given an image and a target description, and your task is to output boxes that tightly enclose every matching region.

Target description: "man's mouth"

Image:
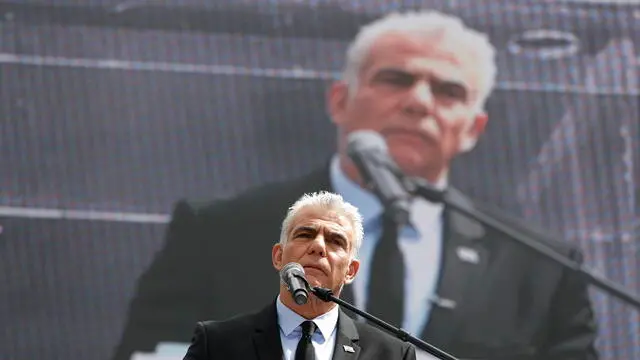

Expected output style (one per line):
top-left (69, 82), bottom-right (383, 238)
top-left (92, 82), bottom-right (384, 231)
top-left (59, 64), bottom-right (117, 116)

top-left (303, 265), bottom-right (327, 275)
top-left (381, 127), bottom-right (432, 143)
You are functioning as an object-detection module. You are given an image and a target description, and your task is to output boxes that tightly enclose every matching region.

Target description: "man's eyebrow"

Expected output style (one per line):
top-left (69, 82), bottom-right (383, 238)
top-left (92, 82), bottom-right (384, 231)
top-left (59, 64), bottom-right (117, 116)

top-left (328, 228), bottom-right (349, 243)
top-left (375, 67), bottom-right (466, 85)
top-left (373, 68), bottom-right (413, 77)
top-left (292, 225), bottom-right (316, 233)
top-left (432, 76), bottom-right (468, 88)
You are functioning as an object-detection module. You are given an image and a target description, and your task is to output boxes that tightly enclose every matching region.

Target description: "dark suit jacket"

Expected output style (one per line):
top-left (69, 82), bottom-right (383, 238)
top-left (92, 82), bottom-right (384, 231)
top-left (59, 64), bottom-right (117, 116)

top-left (182, 301), bottom-right (416, 360)
top-left (112, 167), bottom-right (598, 360)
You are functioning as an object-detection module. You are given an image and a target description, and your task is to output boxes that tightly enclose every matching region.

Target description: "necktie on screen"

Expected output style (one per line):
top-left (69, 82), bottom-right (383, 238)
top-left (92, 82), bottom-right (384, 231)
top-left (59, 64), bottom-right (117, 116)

top-left (366, 211), bottom-right (405, 328)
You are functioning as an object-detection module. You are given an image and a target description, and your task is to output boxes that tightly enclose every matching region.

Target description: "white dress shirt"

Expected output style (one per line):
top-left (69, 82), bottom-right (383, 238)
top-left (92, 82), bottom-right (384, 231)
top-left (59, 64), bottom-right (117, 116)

top-left (329, 156), bottom-right (445, 335)
top-left (276, 295), bottom-right (340, 360)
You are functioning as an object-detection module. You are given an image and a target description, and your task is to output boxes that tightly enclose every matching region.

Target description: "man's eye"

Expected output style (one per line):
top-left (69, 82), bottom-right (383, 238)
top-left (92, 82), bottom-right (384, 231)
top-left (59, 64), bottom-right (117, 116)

top-left (382, 74), bottom-right (414, 87)
top-left (332, 237), bottom-right (346, 247)
top-left (433, 83), bottom-right (468, 101)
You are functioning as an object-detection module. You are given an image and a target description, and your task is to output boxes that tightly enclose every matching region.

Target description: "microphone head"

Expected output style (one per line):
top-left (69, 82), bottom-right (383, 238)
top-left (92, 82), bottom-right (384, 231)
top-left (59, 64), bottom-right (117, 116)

top-left (279, 262), bottom-right (305, 282)
top-left (346, 130), bottom-right (411, 225)
top-left (346, 130), bottom-right (388, 154)
top-left (280, 262), bottom-right (309, 305)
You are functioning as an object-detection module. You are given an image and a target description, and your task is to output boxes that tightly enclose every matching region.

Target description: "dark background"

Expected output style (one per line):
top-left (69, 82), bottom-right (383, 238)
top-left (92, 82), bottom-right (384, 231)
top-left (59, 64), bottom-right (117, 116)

top-left (0, 1), bottom-right (638, 359)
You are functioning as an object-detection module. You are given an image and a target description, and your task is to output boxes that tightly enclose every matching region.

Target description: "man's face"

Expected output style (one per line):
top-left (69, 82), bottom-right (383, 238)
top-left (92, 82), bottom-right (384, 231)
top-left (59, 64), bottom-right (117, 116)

top-left (329, 31), bottom-right (489, 180)
top-left (272, 208), bottom-right (360, 294)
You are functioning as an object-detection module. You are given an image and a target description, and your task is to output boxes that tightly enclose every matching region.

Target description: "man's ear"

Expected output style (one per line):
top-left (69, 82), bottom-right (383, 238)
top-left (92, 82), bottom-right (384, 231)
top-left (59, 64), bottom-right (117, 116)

top-left (327, 81), bottom-right (349, 125)
top-left (459, 111), bottom-right (488, 153)
top-left (272, 243), bottom-right (284, 271)
top-left (343, 258), bottom-right (360, 284)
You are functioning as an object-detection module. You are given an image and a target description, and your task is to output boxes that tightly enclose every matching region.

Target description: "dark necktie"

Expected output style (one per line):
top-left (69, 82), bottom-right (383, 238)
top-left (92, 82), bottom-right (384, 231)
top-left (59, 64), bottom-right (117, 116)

top-left (294, 320), bottom-right (317, 360)
top-left (365, 211), bottom-right (405, 327)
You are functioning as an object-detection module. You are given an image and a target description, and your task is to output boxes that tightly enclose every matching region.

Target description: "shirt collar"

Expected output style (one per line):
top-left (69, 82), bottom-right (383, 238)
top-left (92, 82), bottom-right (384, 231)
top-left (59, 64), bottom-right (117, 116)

top-left (329, 155), bottom-right (383, 226)
top-left (276, 295), bottom-right (339, 341)
top-left (330, 154), bottom-right (448, 222)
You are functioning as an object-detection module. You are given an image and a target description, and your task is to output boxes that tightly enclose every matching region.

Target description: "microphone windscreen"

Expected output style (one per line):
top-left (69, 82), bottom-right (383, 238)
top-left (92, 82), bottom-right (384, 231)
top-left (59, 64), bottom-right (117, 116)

top-left (347, 130), bottom-right (388, 153)
top-left (279, 262), bottom-right (305, 283)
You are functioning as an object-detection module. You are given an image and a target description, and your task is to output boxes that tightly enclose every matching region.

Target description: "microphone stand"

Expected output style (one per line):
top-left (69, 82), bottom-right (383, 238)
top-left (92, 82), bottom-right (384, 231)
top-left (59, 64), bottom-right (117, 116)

top-left (309, 286), bottom-right (460, 360)
top-left (409, 178), bottom-right (640, 310)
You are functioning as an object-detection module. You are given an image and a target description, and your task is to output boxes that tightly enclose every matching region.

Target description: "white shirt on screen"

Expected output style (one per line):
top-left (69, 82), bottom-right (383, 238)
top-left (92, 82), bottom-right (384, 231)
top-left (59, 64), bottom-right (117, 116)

top-left (329, 155), bottom-right (445, 336)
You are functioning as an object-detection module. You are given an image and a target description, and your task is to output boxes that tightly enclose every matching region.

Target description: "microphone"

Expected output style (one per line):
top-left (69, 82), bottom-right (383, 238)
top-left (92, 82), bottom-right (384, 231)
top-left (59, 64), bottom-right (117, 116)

top-left (279, 262), bottom-right (310, 305)
top-left (310, 286), bottom-right (460, 360)
top-left (346, 130), bottom-right (411, 225)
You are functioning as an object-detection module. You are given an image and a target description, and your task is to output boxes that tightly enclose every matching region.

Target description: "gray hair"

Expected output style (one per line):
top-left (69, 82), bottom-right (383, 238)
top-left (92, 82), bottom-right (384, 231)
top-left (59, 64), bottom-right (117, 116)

top-left (342, 10), bottom-right (497, 112)
top-left (279, 191), bottom-right (364, 258)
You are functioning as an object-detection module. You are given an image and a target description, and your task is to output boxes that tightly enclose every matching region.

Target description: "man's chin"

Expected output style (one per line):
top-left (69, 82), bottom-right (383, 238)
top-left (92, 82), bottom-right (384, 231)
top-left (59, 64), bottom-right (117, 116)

top-left (389, 146), bottom-right (440, 173)
top-left (305, 275), bottom-right (326, 289)
top-left (391, 156), bottom-right (428, 177)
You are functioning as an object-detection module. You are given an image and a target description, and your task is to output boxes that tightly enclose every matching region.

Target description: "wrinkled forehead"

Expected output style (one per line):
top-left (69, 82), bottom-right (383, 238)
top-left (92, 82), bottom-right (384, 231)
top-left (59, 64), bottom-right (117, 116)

top-left (360, 32), bottom-right (479, 89)
top-left (287, 208), bottom-right (353, 237)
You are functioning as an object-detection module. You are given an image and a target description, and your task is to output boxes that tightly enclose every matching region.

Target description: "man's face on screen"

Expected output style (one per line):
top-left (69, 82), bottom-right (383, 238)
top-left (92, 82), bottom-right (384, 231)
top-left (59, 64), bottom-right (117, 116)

top-left (272, 207), bottom-right (359, 294)
top-left (329, 31), bottom-right (488, 182)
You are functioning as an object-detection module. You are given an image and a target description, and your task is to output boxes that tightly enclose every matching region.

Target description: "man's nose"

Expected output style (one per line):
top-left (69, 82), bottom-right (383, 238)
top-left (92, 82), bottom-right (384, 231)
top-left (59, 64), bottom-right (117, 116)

top-left (404, 81), bottom-right (434, 117)
top-left (308, 234), bottom-right (327, 256)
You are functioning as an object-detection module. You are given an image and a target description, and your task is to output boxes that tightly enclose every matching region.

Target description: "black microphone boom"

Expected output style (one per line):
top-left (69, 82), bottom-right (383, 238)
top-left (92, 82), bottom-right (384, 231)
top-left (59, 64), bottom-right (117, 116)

top-left (410, 178), bottom-right (640, 310)
top-left (346, 130), bottom-right (412, 225)
top-left (311, 286), bottom-right (460, 360)
top-left (350, 131), bottom-right (640, 311)
top-left (279, 263), bottom-right (460, 358)
top-left (279, 262), bottom-right (310, 305)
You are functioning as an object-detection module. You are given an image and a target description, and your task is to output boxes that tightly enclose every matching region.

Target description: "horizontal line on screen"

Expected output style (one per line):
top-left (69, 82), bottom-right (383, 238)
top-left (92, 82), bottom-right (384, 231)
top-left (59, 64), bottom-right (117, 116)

top-left (0, 205), bottom-right (170, 224)
top-left (0, 52), bottom-right (331, 80)
top-left (0, 52), bottom-right (637, 95)
top-left (0, 206), bottom-right (636, 239)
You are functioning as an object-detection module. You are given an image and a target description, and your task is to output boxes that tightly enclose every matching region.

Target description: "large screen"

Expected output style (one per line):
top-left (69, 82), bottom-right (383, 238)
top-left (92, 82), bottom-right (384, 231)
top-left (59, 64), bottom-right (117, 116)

top-left (0, 1), bottom-right (638, 359)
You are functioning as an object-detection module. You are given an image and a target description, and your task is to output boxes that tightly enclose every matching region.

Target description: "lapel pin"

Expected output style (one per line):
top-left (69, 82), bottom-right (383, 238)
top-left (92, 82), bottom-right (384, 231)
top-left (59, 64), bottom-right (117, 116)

top-left (343, 345), bottom-right (355, 353)
top-left (456, 246), bottom-right (480, 264)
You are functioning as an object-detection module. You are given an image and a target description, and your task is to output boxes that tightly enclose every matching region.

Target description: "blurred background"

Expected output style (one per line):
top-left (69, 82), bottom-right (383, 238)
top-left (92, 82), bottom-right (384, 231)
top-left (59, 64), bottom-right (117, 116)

top-left (0, 0), bottom-right (638, 359)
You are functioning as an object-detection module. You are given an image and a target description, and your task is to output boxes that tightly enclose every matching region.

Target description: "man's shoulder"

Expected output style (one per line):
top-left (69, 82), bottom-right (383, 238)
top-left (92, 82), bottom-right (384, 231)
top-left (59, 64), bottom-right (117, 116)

top-left (485, 205), bottom-right (583, 260)
top-left (351, 320), bottom-right (415, 358)
top-left (182, 166), bottom-right (331, 219)
top-left (354, 321), bottom-right (408, 347)
top-left (447, 187), bottom-right (583, 260)
top-left (198, 305), bottom-right (266, 335)
top-left (199, 313), bottom-right (253, 333)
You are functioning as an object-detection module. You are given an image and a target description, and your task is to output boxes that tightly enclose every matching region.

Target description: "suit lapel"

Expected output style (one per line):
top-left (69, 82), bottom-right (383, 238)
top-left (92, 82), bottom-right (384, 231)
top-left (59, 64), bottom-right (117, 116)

top-left (332, 310), bottom-right (361, 360)
top-left (422, 188), bottom-right (490, 348)
top-left (252, 302), bottom-right (284, 360)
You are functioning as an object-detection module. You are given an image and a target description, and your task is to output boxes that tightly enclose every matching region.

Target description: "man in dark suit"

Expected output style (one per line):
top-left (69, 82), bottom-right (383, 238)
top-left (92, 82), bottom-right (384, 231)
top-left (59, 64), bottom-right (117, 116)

top-left (112, 10), bottom-right (598, 360)
top-left (182, 191), bottom-right (416, 360)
